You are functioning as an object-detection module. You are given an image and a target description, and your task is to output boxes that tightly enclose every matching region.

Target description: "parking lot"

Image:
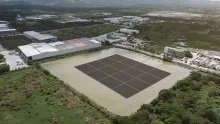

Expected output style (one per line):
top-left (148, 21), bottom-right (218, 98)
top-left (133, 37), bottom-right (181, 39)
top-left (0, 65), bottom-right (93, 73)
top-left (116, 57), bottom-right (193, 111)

top-left (0, 51), bottom-right (28, 70)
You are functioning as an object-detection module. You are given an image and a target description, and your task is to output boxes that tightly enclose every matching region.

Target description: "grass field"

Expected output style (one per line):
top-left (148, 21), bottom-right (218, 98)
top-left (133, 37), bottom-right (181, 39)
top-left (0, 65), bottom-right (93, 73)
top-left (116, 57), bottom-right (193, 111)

top-left (0, 66), bottom-right (111, 124)
top-left (10, 20), bottom-right (102, 32)
top-left (0, 36), bottom-right (32, 50)
top-left (43, 24), bottom-right (122, 41)
top-left (134, 20), bottom-right (220, 53)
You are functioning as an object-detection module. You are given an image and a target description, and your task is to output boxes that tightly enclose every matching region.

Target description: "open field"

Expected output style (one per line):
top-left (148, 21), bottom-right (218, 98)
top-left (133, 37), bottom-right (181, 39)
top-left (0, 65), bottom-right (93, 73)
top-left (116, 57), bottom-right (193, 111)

top-left (0, 36), bottom-right (32, 50)
top-left (0, 67), bottom-right (111, 124)
top-left (10, 20), bottom-right (102, 32)
top-left (42, 48), bottom-right (191, 116)
top-left (43, 24), bottom-right (122, 41)
top-left (134, 20), bottom-right (220, 52)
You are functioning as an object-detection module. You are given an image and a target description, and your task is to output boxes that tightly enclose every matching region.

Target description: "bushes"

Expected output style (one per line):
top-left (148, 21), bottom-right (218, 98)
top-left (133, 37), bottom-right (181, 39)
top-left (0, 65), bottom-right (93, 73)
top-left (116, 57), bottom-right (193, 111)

top-left (0, 64), bottom-right (10, 74)
top-left (45, 24), bottom-right (121, 41)
top-left (11, 20), bottom-right (102, 32)
top-left (189, 71), bottom-right (202, 82)
top-left (114, 72), bottom-right (220, 124)
top-left (163, 55), bottom-right (173, 62)
top-left (159, 89), bottom-right (176, 102)
top-left (185, 51), bottom-right (193, 58)
top-left (0, 54), bottom-right (5, 62)
top-left (204, 110), bottom-right (218, 123)
top-left (0, 54), bottom-right (4, 59)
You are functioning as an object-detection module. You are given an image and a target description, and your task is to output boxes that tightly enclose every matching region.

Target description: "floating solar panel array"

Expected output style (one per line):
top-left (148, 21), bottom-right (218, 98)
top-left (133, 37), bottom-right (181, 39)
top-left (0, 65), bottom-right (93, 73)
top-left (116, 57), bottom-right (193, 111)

top-left (76, 54), bottom-right (171, 98)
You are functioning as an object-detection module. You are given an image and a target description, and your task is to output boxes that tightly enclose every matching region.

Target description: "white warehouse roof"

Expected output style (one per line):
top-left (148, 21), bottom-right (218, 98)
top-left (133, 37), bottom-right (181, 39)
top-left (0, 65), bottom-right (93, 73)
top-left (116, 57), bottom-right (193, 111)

top-left (0, 29), bottom-right (16, 33)
top-left (0, 24), bottom-right (8, 28)
top-left (119, 28), bottom-right (139, 34)
top-left (18, 43), bottom-right (58, 57)
top-left (24, 31), bottom-right (57, 41)
top-left (18, 38), bottom-right (101, 57)
top-left (0, 21), bottom-right (9, 24)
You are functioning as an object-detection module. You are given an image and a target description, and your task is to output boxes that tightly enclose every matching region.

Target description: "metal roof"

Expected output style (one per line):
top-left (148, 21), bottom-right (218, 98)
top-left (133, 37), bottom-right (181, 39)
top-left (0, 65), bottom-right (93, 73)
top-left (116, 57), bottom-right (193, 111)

top-left (0, 29), bottom-right (16, 33)
top-left (0, 21), bottom-right (8, 24)
top-left (0, 24), bottom-right (8, 28)
top-left (18, 43), bottom-right (58, 57)
top-left (18, 45), bottom-right (41, 57)
top-left (24, 31), bottom-right (40, 36)
top-left (24, 31), bottom-right (56, 41)
top-left (18, 39), bottom-right (100, 57)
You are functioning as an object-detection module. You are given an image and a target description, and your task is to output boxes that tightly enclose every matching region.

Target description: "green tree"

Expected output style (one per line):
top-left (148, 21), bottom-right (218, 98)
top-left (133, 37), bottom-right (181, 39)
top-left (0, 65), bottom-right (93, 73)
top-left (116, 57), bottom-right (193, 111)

top-left (0, 64), bottom-right (10, 74)
top-left (185, 51), bottom-right (193, 58)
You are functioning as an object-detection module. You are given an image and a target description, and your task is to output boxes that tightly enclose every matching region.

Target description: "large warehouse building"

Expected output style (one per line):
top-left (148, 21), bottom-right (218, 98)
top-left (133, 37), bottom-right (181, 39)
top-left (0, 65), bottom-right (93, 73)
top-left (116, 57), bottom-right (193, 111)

top-left (164, 46), bottom-right (186, 59)
top-left (23, 31), bottom-right (57, 43)
top-left (18, 38), bottom-right (101, 61)
top-left (119, 28), bottom-right (139, 35)
top-left (0, 21), bottom-right (16, 36)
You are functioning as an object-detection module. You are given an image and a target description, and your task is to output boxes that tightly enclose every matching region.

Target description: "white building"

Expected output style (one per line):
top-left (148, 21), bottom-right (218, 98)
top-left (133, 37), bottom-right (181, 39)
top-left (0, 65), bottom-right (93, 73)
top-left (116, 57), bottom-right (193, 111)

top-left (145, 11), bottom-right (203, 19)
top-left (104, 16), bottom-right (149, 25)
top-left (18, 38), bottom-right (101, 61)
top-left (0, 21), bottom-right (9, 24)
top-left (164, 46), bottom-right (186, 59)
top-left (25, 14), bottom-right (56, 20)
top-left (0, 21), bottom-right (16, 36)
top-left (96, 13), bottom-right (112, 16)
top-left (191, 57), bottom-right (208, 66)
top-left (24, 31), bottom-right (57, 43)
top-left (107, 38), bottom-right (127, 44)
top-left (203, 51), bottom-right (220, 61)
top-left (119, 29), bottom-right (139, 35)
top-left (104, 17), bottom-right (122, 24)
top-left (0, 24), bottom-right (9, 30)
top-left (216, 65), bottom-right (220, 71)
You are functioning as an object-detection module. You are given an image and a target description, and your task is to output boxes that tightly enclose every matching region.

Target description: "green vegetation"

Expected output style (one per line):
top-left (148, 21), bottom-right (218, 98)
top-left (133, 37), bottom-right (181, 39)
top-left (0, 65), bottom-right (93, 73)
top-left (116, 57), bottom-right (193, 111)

top-left (44, 24), bottom-right (122, 41)
top-left (0, 65), bottom-right (111, 124)
top-left (114, 72), bottom-right (220, 124)
top-left (0, 54), bottom-right (5, 63)
top-left (10, 20), bottom-right (102, 32)
top-left (163, 55), bottom-right (173, 62)
top-left (185, 51), bottom-right (193, 58)
top-left (134, 20), bottom-right (220, 53)
top-left (0, 64), bottom-right (9, 74)
top-left (0, 36), bottom-right (32, 50)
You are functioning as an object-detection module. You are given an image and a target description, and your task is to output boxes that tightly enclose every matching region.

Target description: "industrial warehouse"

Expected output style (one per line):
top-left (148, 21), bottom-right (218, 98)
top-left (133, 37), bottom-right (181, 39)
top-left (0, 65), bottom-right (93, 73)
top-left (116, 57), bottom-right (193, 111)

top-left (23, 31), bottom-right (57, 43)
top-left (18, 38), bottom-right (101, 61)
top-left (0, 21), bottom-right (16, 36)
top-left (119, 28), bottom-right (140, 35)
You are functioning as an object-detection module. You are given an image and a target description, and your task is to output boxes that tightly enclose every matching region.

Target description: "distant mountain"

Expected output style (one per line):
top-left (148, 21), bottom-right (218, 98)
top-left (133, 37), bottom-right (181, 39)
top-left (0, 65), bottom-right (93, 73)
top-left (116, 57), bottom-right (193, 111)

top-left (0, 0), bottom-right (219, 7)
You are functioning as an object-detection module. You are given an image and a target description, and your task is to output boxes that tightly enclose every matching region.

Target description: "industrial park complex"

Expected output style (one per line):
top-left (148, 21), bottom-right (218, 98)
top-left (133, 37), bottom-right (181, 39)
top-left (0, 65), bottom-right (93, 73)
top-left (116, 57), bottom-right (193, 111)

top-left (0, 8), bottom-right (220, 121)
top-left (0, 10), bottom-right (220, 115)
